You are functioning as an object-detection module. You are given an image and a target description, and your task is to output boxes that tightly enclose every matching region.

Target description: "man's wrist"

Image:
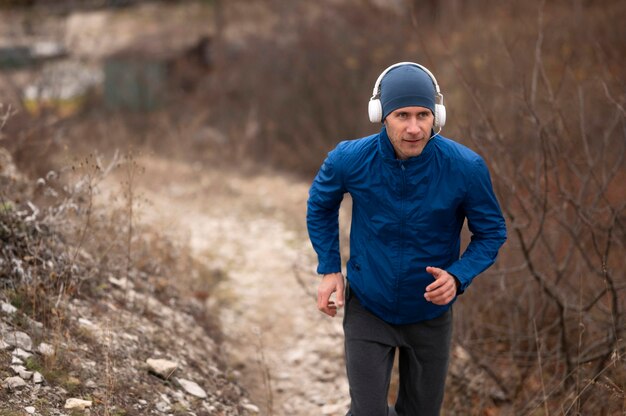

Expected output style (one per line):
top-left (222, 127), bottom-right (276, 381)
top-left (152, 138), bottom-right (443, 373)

top-left (449, 273), bottom-right (461, 290)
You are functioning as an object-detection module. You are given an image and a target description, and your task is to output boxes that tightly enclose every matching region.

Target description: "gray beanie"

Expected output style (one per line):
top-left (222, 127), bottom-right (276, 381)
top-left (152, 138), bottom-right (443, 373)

top-left (380, 65), bottom-right (436, 121)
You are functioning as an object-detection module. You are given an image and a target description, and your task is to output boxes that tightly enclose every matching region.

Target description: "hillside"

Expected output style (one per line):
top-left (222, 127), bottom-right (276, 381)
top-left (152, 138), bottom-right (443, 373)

top-left (0, 149), bottom-right (257, 415)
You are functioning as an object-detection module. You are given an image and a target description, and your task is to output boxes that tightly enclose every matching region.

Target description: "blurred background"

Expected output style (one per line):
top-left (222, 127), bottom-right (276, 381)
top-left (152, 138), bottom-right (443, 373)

top-left (0, 0), bottom-right (624, 415)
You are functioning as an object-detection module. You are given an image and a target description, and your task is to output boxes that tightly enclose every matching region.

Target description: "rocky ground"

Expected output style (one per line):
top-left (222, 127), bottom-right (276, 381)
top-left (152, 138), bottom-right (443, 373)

top-left (0, 150), bottom-right (257, 416)
top-left (0, 150), bottom-right (354, 416)
top-left (0, 286), bottom-right (255, 416)
top-left (113, 156), bottom-right (353, 416)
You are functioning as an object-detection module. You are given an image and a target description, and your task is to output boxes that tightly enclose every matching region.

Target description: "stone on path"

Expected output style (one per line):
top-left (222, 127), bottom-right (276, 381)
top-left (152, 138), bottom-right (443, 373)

top-left (241, 402), bottom-right (260, 413)
top-left (146, 358), bottom-right (178, 378)
top-left (3, 376), bottom-right (27, 390)
top-left (11, 365), bottom-right (33, 380)
top-left (4, 331), bottom-right (33, 351)
top-left (177, 378), bottom-right (207, 398)
top-left (1, 302), bottom-right (17, 314)
top-left (64, 398), bottom-right (92, 410)
top-left (37, 342), bottom-right (55, 357)
top-left (33, 372), bottom-right (44, 384)
top-left (13, 348), bottom-right (33, 359)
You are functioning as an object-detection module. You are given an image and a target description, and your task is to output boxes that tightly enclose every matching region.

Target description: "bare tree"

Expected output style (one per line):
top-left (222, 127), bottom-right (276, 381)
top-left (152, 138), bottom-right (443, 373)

top-left (442, 2), bottom-right (625, 414)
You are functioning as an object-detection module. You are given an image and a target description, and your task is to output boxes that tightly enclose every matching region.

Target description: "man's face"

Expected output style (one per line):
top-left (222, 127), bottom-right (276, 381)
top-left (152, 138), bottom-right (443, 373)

top-left (384, 106), bottom-right (434, 160)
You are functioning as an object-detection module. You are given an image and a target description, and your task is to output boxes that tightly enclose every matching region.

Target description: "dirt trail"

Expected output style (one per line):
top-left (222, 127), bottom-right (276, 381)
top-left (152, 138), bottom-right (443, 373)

top-left (120, 156), bottom-right (351, 416)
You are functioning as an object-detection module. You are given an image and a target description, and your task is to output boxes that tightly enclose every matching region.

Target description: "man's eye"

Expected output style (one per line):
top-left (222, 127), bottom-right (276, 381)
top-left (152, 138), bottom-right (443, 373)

top-left (419, 112), bottom-right (429, 118)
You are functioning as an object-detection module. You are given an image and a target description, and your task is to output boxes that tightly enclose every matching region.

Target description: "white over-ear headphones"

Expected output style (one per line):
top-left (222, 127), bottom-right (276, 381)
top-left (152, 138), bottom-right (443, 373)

top-left (368, 61), bottom-right (447, 128)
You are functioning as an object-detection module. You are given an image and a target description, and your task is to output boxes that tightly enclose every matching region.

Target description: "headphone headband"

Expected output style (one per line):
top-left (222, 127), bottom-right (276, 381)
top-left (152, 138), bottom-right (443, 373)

top-left (370, 61), bottom-right (441, 99)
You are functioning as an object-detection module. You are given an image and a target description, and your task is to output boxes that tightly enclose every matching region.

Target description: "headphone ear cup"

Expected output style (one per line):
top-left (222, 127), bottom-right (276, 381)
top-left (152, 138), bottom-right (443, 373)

top-left (368, 99), bottom-right (383, 123)
top-left (434, 104), bottom-right (446, 128)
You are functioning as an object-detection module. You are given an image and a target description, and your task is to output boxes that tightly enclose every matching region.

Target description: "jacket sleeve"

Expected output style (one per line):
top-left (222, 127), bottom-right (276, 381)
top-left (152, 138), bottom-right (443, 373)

top-left (447, 157), bottom-right (507, 292)
top-left (307, 147), bottom-right (346, 275)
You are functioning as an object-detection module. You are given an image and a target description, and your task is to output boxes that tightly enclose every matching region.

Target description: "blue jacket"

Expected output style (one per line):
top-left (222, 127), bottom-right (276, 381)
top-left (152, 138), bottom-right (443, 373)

top-left (307, 127), bottom-right (507, 324)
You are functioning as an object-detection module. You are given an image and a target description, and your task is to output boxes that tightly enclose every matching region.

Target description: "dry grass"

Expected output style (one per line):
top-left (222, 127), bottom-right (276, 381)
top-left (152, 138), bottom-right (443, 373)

top-left (0, 148), bottom-right (229, 414)
top-left (1, 0), bottom-right (624, 414)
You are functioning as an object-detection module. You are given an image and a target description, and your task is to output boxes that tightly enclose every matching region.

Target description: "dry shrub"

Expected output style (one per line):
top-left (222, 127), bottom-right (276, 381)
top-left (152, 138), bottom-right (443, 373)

top-left (198, 1), bottom-right (420, 173)
top-left (198, 1), bottom-right (625, 414)
top-left (0, 149), bottom-right (221, 329)
top-left (440, 1), bottom-right (626, 415)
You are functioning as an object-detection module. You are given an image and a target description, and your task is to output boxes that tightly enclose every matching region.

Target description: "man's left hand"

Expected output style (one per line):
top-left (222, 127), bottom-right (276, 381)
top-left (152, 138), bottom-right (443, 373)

top-left (424, 266), bottom-right (459, 305)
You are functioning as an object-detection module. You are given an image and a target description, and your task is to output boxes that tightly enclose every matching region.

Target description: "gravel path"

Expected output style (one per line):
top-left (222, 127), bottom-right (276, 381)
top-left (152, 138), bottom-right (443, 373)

top-left (129, 157), bottom-right (351, 416)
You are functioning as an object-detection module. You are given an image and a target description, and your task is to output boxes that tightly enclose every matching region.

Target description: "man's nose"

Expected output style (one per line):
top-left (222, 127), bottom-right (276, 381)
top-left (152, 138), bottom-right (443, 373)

top-left (406, 118), bottom-right (420, 134)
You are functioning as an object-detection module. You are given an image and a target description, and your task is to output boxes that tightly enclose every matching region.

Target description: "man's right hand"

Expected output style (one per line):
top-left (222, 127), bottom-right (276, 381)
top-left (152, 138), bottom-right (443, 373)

top-left (317, 272), bottom-right (345, 317)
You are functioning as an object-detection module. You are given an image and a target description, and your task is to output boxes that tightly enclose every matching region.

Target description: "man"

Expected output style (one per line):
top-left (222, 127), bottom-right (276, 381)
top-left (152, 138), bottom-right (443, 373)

top-left (306, 62), bottom-right (507, 416)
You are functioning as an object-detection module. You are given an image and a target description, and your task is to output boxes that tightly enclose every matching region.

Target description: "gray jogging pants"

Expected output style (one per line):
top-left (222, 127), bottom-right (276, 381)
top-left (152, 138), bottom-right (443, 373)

top-left (343, 286), bottom-right (453, 416)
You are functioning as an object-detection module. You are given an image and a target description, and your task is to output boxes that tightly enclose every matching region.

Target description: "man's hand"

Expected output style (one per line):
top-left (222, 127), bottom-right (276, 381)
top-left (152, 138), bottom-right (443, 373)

top-left (317, 272), bottom-right (345, 317)
top-left (424, 266), bottom-right (459, 305)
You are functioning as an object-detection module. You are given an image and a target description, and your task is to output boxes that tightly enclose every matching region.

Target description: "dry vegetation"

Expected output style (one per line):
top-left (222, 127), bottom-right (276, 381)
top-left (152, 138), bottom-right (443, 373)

top-left (0, 145), bottom-right (242, 414)
top-left (196, 1), bottom-right (625, 414)
top-left (210, 1), bottom-right (626, 415)
top-left (1, 0), bottom-right (624, 415)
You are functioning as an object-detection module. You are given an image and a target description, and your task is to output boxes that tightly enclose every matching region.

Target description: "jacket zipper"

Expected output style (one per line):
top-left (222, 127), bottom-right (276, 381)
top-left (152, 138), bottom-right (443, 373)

top-left (397, 161), bottom-right (406, 314)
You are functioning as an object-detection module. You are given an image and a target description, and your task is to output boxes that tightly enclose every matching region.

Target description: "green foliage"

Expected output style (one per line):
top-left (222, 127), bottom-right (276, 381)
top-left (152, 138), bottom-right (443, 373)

top-left (0, 200), bottom-right (13, 213)
top-left (24, 355), bottom-right (43, 373)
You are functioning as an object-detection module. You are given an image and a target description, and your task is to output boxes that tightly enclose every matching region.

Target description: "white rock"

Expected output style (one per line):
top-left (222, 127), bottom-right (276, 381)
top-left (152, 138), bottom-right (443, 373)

top-left (11, 356), bottom-right (23, 364)
top-left (83, 360), bottom-right (97, 368)
top-left (4, 331), bottom-right (33, 351)
top-left (20, 370), bottom-right (33, 380)
top-left (177, 378), bottom-right (207, 398)
top-left (78, 318), bottom-right (95, 328)
top-left (64, 398), bottom-right (92, 410)
top-left (138, 399), bottom-right (147, 405)
top-left (155, 401), bottom-right (171, 412)
top-left (85, 379), bottom-right (97, 388)
top-left (454, 344), bottom-right (471, 362)
top-left (37, 342), bottom-right (55, 357)
top-left (1, 302), bottom-right (17, 314)
top-left (27, 318), bottom-right (43, 330)
top-left (146, 358), bottom-right (178, 378)
top-left (3, 376), bottom-right (27, 389)
top-left (33, 372), bottom-right (44, 384)
top-left (13, 348), bottom-right (33, 359)
top-left (13, 366), bottom-right (33, 380)
top-left (241, 403), bottom-right (260, 413)
top-left (0, 339), bottom-right (10, 350)
top-left (24, 407), bottom-right (36, 414)
top-left (109, 276), bottom-right (133, 289)
top-left (11, 365), bottom-right (27, 374)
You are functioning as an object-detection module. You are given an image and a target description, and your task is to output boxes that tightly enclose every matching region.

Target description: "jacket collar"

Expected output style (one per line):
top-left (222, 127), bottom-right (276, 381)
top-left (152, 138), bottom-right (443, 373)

top-left (378, 126), bottom-right (437, 164)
